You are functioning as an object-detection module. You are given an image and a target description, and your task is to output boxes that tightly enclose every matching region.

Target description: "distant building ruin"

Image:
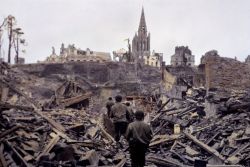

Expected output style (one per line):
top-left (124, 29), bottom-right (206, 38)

top-left (200, 50), bottom-right (219, 64)
top-left (112, 48), bottom-right (127, 62)
top-left (44, 44), bottom-right (111, 63)
top-left (245, 55), bottom-right (250, 65)
top-left (144, 51), bottom-right (163, 68)
top-left (171, 46), bottom-right (195, 67)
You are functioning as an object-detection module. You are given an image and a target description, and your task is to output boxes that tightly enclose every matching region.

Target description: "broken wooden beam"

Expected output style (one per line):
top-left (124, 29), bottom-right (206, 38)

top-left (147, 155), bottom-right (189, 167)
top-left (35, 133), bottom-right (60, 161)
top-left (97, 122), bottom-right (116, 144)
top-left (229, 143), bottom-right (250, 157)
top-left (183, 131), bottom-right (225, 162)
top-left (149, 134), bottom-right (179, 147)
top-left (4, 140), bottom-right (30, 167)
top-left (34, 110), bottom-right (66, 132)
top-left (170, 150), bottom-right (189, 164)
top-left (59, 92), bottom-right (92, 108)
top-left (0, 125), bottom-right (21, 139)
top-left (66, 140), bottom-right (102, 148)
top-left (206, 131), bottom-right (221, 145)
top-left (0, 102), bottom-right (34, 111)
top-left (156, 99), bottom-right (171, 113)
top-left (115, 157), bottom-right (126, 167)
top-left (0, 144), bottom-right (7, 167)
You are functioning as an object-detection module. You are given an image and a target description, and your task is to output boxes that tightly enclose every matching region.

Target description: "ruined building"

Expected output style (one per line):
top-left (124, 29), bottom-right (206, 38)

top-left (171, 46), bottom-right (195, 66)
top-left (44, 44), bottom-right (111, 63)
top-left (201, 50), bottom-right (250, 91)
top-left (245, 55), bottom-right (250, 65)
top-left (132, 8), bottom-right (163, 68)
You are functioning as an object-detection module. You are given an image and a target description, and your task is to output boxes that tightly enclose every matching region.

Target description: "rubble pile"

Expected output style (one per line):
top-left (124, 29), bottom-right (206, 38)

top-left (1, 61), bottom-right (250, 167)
top-left (0, 107), bottom-right (131, 167)
top-left (149, 88), bottom-right (250, 167)
top-left (0, 62), bottom-right (126, 167)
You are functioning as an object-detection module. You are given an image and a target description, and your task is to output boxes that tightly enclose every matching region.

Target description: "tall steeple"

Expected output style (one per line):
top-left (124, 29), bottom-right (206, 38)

top-left (132, 6), bottom-right (150, 63)
top-left (138, 7), bottom-right (147, 35)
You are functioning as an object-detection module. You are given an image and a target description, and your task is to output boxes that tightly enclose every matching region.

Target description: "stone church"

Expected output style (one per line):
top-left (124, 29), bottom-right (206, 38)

top-left (132, 8), bottom-right (163, 68)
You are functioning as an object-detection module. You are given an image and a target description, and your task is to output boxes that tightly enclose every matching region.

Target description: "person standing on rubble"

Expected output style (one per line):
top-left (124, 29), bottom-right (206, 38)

top-left (126, 110), bottom-right (153, 167)
top-left (110, 95), bottom-right (131, 142)
top-left (125, 102), bottom-right (134, 122)
top-left (106, 97), bottom-right (114, 118)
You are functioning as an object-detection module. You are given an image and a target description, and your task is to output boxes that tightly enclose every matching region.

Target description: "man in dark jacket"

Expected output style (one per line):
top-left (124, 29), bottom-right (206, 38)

top-left (126, 110), bottom-right (153, 167)
top-left (106, 97), bottom-right (114, 118)
top-left (125, 102), bottom-right (134, 122)
top-left (110, 95), bottom-right (131, 142)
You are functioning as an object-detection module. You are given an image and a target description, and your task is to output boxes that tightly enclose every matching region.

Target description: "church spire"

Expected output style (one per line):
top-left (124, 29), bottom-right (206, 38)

top-left (138, 7), bottom-right (147, 34)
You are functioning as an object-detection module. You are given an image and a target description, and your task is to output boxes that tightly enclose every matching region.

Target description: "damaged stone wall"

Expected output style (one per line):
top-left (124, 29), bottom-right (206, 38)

top-left (161, 68), bottom-right (188, 99)
top-left (11, 62), bottom-right (162, 105)
top-left (14, 62), bottom-right (161, 84)
top-left (165, 65), bottom-right (204, 88)
top-left (202, 52), bottom-right (250, 91)
top-left (162, 69), bottom-right (176, 91)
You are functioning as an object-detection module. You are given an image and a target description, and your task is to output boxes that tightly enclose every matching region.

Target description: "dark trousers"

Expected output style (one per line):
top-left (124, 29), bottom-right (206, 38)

top-left (114, 122), bottom-right (128, 142)
top-left (129, 141), bottom-right (148, 167)
top-left (107, 108), bottom-right (111, 118)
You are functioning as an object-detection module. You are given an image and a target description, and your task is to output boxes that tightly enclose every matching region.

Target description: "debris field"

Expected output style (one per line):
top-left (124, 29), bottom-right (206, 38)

top-left (0, 61), bottom-right (250, 167)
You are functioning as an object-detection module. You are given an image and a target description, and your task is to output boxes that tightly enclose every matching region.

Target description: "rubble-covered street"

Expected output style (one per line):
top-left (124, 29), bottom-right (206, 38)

top-left (1, 58), bottom-right (250, 167)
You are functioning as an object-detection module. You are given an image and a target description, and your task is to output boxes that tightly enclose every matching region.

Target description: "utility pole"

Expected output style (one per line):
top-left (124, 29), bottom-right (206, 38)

top-left (127, 39), bottom-right (132, 62)
top-left (0, 18), bottom-right (7, 61)
top-left (0, 29), bottom-right (3, 60)
top-left (7, 15), bottom-right (15, 64)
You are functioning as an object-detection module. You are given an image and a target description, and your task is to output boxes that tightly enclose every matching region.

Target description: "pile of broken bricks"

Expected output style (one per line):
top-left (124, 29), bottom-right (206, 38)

top-left (148, 88), bottom-right (250, 167)
top-left (0, 107), bottom-right (130, 167)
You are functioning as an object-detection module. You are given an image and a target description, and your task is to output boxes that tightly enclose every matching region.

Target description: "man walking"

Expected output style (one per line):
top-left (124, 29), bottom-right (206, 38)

top-left (106, 97), bottom-right (114, 118)
top-left (110, 95), bottom-right (131, 142)
top-left (125, 102), bottom-right (134, 122)
top-left (126, 110), bottom-right (153, 167)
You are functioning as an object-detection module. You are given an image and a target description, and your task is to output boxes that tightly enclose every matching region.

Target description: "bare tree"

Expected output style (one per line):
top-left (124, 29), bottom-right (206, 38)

top-left (13, 28), bottom-right (24, 63)
top-left (0, 15), bottom-right (25, 64)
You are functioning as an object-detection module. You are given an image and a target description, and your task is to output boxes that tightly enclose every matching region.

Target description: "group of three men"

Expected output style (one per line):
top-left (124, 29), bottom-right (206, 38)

top-left (106, 95), bottom-right (153, 167)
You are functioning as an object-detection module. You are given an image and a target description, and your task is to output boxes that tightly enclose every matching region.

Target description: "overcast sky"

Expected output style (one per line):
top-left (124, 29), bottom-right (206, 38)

top-left (1, 0), bottom-right (250, 64)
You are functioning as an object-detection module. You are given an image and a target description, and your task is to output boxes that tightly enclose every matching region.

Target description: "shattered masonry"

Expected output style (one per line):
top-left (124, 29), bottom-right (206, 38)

top-left (1, 51), bottom-right (250, 167)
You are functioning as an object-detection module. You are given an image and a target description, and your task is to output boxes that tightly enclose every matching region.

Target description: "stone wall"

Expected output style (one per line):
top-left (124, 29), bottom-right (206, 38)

top-left (203, 53), bottom-right (250, 91)
top-left (165, 65), bottom-right (204, 87)
top-left (162, 69), bottom-right (176, 91)
top-left (12, 62), bottom-right (162, 101)
top-left (14, 62), bottom-right (161, 84)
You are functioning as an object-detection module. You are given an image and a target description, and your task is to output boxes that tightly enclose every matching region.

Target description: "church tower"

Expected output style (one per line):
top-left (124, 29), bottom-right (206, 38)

top-left (132, 7), bottom-right (150, 63)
